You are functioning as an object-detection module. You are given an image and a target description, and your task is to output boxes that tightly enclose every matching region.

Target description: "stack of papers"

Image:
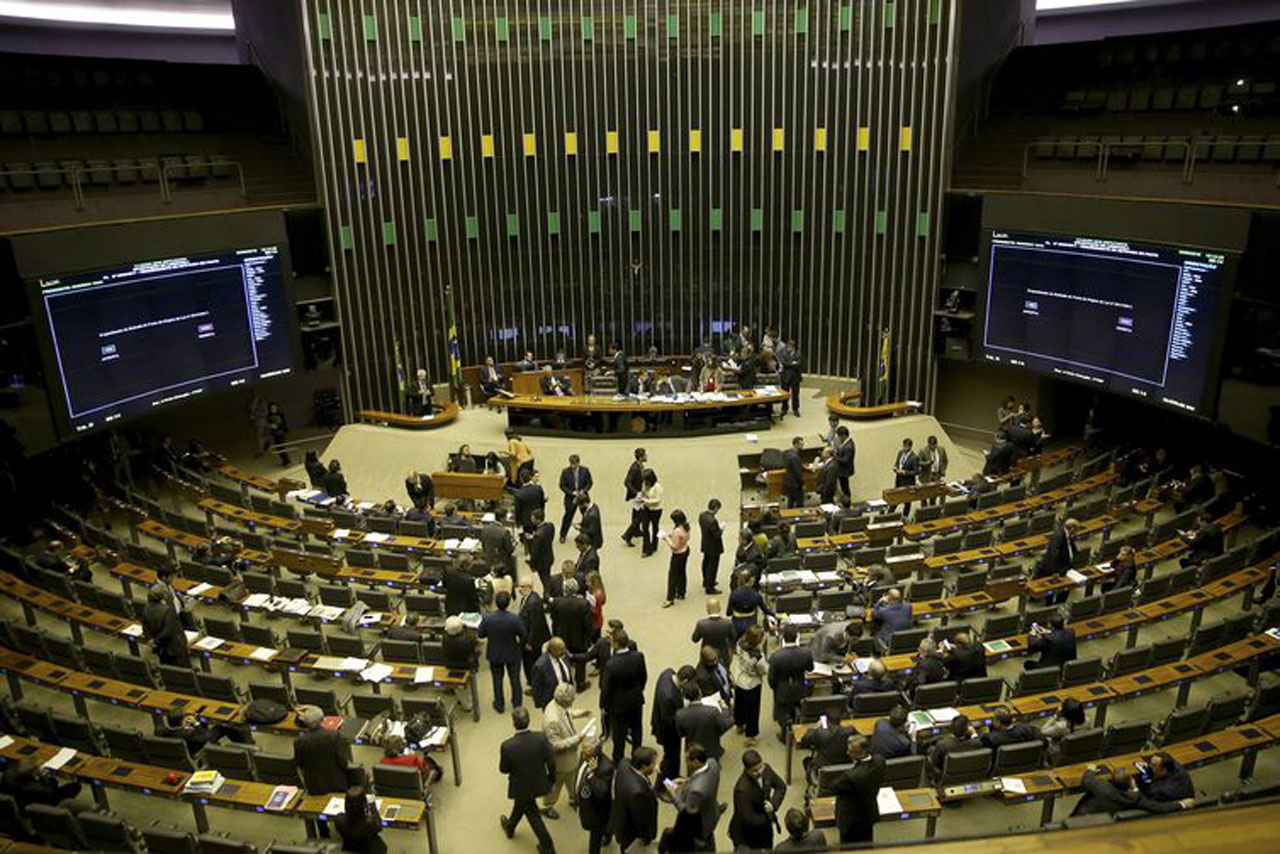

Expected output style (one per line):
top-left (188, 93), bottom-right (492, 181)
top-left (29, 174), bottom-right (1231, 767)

top-left (459, 612), bottom-right (482, 629)
top-left (331, 528), bottom-right (353, 540)
top-left (249, 647), bottom-right (278, 662)
top-left (1001, 777), bottom-right (1027, 795)
top-left (322, 795), bottom-right (347, 816)
top-left (308, 604), bottom-right (346, 621)
top-left (289, 489), bottom-right (324, 501)
top-left (242, 593), bottom-right (271, 609)
top-left (364, 532), bottom-right (391, 544)
top-left (1065, 569), bottom-right (1089, 585)
top-left (41, 747), bottom-right (78, 771)
top-left (876, 787), bottom-right (904, 815)
top-left (815, 571), bottom-right (843, 584)
top-left (121, 624), bottom-right (144, 638)
top-left (929, 707), bottom-right (961, 724)
top-left (481, 513), bottom-right (497, 523)
top-left (983, 639), bottom-right (1013, 654)
top-left (1096, 562), bottom-right (1114, 574)
top-left (338, 657), bottom-right (370, 671)
top-left (355, 501), bottom-right (377, 511)
top-left (183, 770), bottom-right (225, 795)
top-left (0, 735), bottom-right (13, 750)
top-left (810, 661), bottom-right (834, 677)
top-left (459, 537), bottom-right (480, 551)
top-left (360, 663), bottom-right (394, 683)
top-left (418, 726), bottom-right (449, 748)
top-left (414, 666), bottom-right (437, 683)
top-left (194, 636), bottom-right (224, 652)
top-left (187, 583), bottom-right (213, 596)
top-left (783, 613), bottom-right (815, 626)
top-left (280, 598), bottom-right (312, 616)
top-left (1266, 627), bottom-right (1280, 642)
top-left (820, 503), bottom-right (840, 514)
top-left (358, 612), bottom-right (384, 626)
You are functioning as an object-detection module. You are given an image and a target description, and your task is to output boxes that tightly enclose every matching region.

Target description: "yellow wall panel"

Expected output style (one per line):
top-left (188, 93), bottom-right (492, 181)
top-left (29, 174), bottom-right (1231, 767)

top-left (352, 138), bottom-right (367, 163)
top-left (900, 126), bottom-right (913, 151)
top-left (772, 127), bottom-right (785, 151)
top-left (605, 130), bottom-right (619, 154)
top-left (480, 134), bottom-right (495, 158)
top-left (731, 128), bottom-right (744, 152)
top-left (523, 133), bottom-right (537, 157)
top-left (856, 127), bottom-right (870, 152)
top-left (688, 129), bottom-right (702, 153)
top-left (648, 129), bottom-right (661, 154)
top-left (814, 127), bottom-right (828, 152)
top-left (438, 135), bottom-right (452, 160)
top-left (564, 131), bottom-right (578, 155)
top-left (395, 137), bottom-right (408, 161)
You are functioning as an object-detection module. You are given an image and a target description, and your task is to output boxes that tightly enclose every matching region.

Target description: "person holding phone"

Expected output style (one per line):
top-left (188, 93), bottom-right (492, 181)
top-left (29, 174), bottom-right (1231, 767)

top-left (334, 787), bottom-right (386, 854)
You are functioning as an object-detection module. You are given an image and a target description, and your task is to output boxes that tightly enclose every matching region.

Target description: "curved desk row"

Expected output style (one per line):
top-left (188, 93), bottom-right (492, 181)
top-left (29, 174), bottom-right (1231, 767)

top-left (491, 389), bottom-right (788, 436)
top-left (354, 400), bottom-right (461, 430)
top-left (827, 389), bottom-right (924, 420)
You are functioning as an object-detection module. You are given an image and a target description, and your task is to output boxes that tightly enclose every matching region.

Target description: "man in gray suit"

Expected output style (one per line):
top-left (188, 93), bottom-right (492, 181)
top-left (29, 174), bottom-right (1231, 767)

top-left (481, 520), bottom-right (516, 575)
top-left (662, 743), bottom-right (722, 852)
top-left (541, 682), bottom-right (591, 819)
top-left (809, 621), bottom-right (863, 665)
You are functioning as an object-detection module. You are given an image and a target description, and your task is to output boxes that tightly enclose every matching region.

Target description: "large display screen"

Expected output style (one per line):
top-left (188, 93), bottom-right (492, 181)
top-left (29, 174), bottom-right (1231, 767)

top-left (32, 245), bottom-right (295, 433)
top-left (982, 230), bottom-right (1230, 414)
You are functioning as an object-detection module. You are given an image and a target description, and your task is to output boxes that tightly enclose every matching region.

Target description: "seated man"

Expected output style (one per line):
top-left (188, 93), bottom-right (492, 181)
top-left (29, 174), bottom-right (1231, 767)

top-left (927, 715), bottom-right (978, 777)
top-left (868, 588), bottom-right (912, 653)
top-left (539, 365), bottom-right (570, 397)
top-left (1026, 613), bottom-right (1077, 671)
top-left (1137, 752), bottom-right (1195, 802)
top-left (479, 356), bottom-right (505, 397)
top-left (979, 708), bottom-right (1045, 750)
top-left (982, 432), bottom-right (1017, 477)
top-left (156, 710), bottom-right (223, 756)
top-left (33, 540), bottom-right (91, 582)
top-left (514, 351), bottom-right (538, 373)
top-left (1072, 765), bottom-right (1193, 816)
top-left (1180, 511), bottom-right (1224, 567)
top-left (846, 659), bottom-right (898, 701)
top-left (868, 706), bottom-right (914, 759)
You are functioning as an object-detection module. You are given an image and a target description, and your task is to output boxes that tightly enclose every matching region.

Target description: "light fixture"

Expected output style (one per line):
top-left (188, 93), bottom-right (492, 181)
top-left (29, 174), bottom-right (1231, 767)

top-left (0, 1), bottom-right (234, 30)
top-left (1237, 78), bottom-right (1246, 86)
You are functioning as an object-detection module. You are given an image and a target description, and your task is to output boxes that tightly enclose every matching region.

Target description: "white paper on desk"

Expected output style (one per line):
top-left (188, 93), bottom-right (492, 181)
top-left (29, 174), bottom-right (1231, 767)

top-left (414, 666), bottom-right (437, 683)
top-left (309, 605), bottom-right (345, 621)
top-left (242, 593), bottom-right (270, 609)
top-left (313, 656), bottom-right (345, 670)
top-left (876, 787), bottom-right (904, 816)
top-left (0, 735), bottom-right (14, 750)
top-left (744, 434), bottom-right (759, 443)
top-left (331, 528), bottom-right (352, 539)
top-left (421, 727), bottom-right (448, 748)
top-left (356, 501), bottom-right (377, 511)
top-left (1096, 562), bottom-right (1114, 574)
top-left (928, 707), bottom-right (961, 725)
top-left (1001, 777), bottom-right (1028, 795)
top-left (443, 538), bottom-right (460, 551)
top-left (281, 599), bottom-right (311, 616)
top-left (819, 503), bottom-right (839, 514)
top-left (187, 583), bottom-right (213, 596)
top-left (194, 636), bottom-right (224, 651)
top-left (1065, 569), bottom-right (1089, 586)
top-left (815, 571), bottom-right (843, 584)
top-left (866, 499), bottom-right (888, 509)
top-left (810, 661), bottom-right (834, 677)
top-left (183, 630), bottom-right (199, 644)
top-left (289, 489), bottom-right (321, 500)
top-left (853, 657), bottom-right (873, 675)
top-left (42, 747), bottom-right (78, 771)
top-left (121, 624), bottom-right (143, 638)
top-left (249, 647), bottom-right (278, 662)
top-left (323, 795), bottom-right (346, 816)
top-left (785, 613), bottom-right (815, 626)
top-left (339, 657), bottom-right (371, 672)
top-left (482, 513), bottom-right (497, 523)
top-left (318, 497), bottom-right (337, 508)
top-left (459, 537), bottom-right (480, 552)
top-left (361, 663), bottom-right (394, 683)
top-left (359, 612), bottom-right (384, 626)
top-left (363, 532), bottom-right (391, 544)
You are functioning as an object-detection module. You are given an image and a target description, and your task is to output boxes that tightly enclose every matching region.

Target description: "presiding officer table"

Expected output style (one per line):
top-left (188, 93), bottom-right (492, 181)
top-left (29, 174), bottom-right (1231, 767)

top-left (490, 389), bottom-right (789, 436)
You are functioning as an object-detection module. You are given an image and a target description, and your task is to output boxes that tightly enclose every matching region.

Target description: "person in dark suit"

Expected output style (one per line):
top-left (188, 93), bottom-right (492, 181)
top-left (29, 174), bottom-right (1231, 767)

top-left (767, 626), bottom-right (814, 736)
top-left (662, 744), bottom-right (721, 852)
top-left (846, 658), bottom-right (898, 701)
top-left (480, 521), bottom-right (516, 577)
top-left (1071, 766), bottom-right (1191, 817)
top-left (1035, 517), bottom-right (1080, 605)
top-left (904, 638), bottom-right (948, 699)
top-left (697, 499), bottom-right (724, 594)
top-left (142, 587), bottom-right (189, 667)
top-left (546, 560), bottom-right (586, 600)
top-left (333, 786), bottom-right (386, 854)
top-left (622, 448), bottom-right (647, 546)
top-left (777, 338), bottom-right (803, 417)
top-left (558, 455), bottom-right (594, 542)
top-left (691, 598), bottom-right (735, 666)
top-left (525, 510), bottom-right (556, 592)
top-left (775, 808), bottom-right (828, 852)
top-left (781, 437), bottom-right (807, 510)
top-left (383, 612), bottom-right (424, 643)
top-left (293, 705), bottom-right (354, 795)
top-left (321, 459), bottom-right (348, 499)
top-left (575, 534), bottom-right (601, 578)
top-left (1139, 752), bottom-right (1195, 802)
top-left (869, 706), bottom-right (914, 759)
top-left (576, 492), bottom-right (603, 551)
top-left (694, 645), bottom-right (731, 706)
top-left (1181, 511), bottom-right (1224, 566)
top-left (1176, 464), bottom-right (1215, 511)
top-left (980, 708), bottom-right (1046, 750)
top-left (890, 438), bottom-right (918, 513)
top-left (443, 561), bottom-right (480, 616)
top-left (441, 617), bottom-right (479, 679)
top-left (1105, 545), bottom-right (1139, 592)
top-left (799, 720), bottom-right (855, 784)
top-left (727, 748), bottom-right (787, 851)
top-left (943, 631), bottom-right (987, 682)
top-left (1027, 613), bottom-right (1077, 671)
top-left (576, 738), bottom-right (615, 854)
top-left (927, 715), bottom-right (979, 776)
top-left (479, 356), bottom-right (504, 397)
top-left (815, 448), bottom-right (840, 505)
top-left (651, 665), bottom-right (697, 785)
top-left (982, 431), bottom-right (1017, 477)
top-left (479, 591), bottom-right (528, 713)
top-left (550, 579), bottom-right (593, 688)
top-left (517, 578), bottom-right (553, 682)
top-left (408, 368), bottom-right (434, 417)
top-left (509, 468), bottom-right (546, 534)
top-left (610, 343), bottom-right (629, 391)
top-left (499, 707), bottom-right (557, 853)
top-left (539, 365), bottom-right (570, 396)
top-left (869, 588), bottom-right (913, 652)
top-left (601, 628), bottom-right (648, 762)
top-left (833, 426), bottom-right (856, 499)
top-left (830, 735), bottom-right (886, 845)
top-left (808, 621), bottom-right (862, 666)
top-left (611, 747), bottom-right (659, 852)
top-left (530, 637), bottom-right (575, 710)
top-left (675, 682), bottom-right (733, 761)
top-left (404, 469), bottom-right (434, 509)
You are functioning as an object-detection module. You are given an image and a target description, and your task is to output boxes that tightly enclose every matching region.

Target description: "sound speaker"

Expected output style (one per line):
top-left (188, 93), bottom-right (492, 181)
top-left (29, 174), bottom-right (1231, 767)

top-left (942, 192), bottom-right (983, 262)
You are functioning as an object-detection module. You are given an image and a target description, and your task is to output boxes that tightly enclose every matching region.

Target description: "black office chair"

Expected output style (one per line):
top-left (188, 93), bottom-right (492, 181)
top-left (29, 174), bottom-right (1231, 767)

top-left (957, 677), bottom-right (1004, 705)
top-left (936, 748), bottom-right (993, 788)
top-left (851, 691), bottom-right (901, 716)
top-left (1055, 728), bottom-right (1105, 765)
top-left (1101, 721), bottom-right (1151, 757)
top-left (911, 681), bottom-right (958, 710)
top-left (1061, 656), bottom-right (1103, 687)
top-left (992, 741), bottom-right (1043, 776)
top-left (1010, 666), bottom-right (1061, 697)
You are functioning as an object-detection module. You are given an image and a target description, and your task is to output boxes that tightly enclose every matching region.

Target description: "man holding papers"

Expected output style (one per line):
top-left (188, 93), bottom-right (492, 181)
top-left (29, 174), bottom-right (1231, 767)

top-left (541, 683), bottom-right (593, 820)
top-left (675, 682), bottom-right (733, 762)
top-left (829, 735), bottom-right (886, 845)
top-left (660, 743), bottom-right (722, 852)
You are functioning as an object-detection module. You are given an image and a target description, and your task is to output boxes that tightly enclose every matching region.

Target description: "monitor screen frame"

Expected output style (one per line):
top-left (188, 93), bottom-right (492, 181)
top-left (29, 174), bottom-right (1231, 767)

top-left (976, 227), bottom-right (1237, 419)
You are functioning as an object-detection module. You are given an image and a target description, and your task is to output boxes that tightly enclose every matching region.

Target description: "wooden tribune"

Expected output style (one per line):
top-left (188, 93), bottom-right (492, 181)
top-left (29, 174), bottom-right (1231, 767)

top-left (355, 400), bottom-right (461, 430)
top-left (827, 389), bottom-right (923, 419)
top-left (432, 472), bottom-right (507, 501)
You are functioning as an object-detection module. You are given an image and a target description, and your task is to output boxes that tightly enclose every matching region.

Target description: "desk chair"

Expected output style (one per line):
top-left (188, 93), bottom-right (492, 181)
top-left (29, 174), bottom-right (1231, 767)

top-left (373, 764), bottom-right (427, 800)
top-left (930, 534), bottom-right (964, 557)
top-left (16, 702), bottom-right (54, 741)
top-left (352, 692), bottom-right (397, 722)
top-left (381, 638), bottom-right (422, 664)
top-left (1100, 587), bottom-right (1135, 614)
top-left (1055, 728), bottom-right (1105, 765)
top-left (356, 589), bottom-right (395, 611)
top-left (317, 584), bottom-right (356, 608)
top-left (240, 623), bottom-right (278, 648)
top-left (802, 552), bottom-right (839, 572)
top-left (27, 805), bottom-right (89, 850)
top-left (101, 724), bottom-right (148, 763)
top-left (83, 647), bottom-right (120, 680)
top-left (957, 677), bottom-right (1004, 705)
top-left (1101, 721), bottom-right (1151, 757)
top-left (817, 589), bottom-right (857, 611)
top-left (982, 613), bottom-right (1022, 641)
top-left (295, 687), bottom-right (347, 716)
top-left (196, 672), bottom-right (242, 703)
top-left (51, 712), bottom-right (104, 755)
top-left (346, 550), bottom-right (377, 569)
top-left (1137, 575), bottom-right (1172, 604)
top-left (851, 691), bottom-right (901, 716)
top-left (276, 577), bottom-right (310, 600)
top-left (1067, 594), bottom-right (1104, 622)
top-left (884, 755), bottom-right (926, 790)
top-left (976, 491), bottom-right (1004, 510)
top-left (378, 551), bottom-right (410, 571)
top-left (887, 627), bottom-right (930, 655)
top-left (399, 519), bottom-right (430, 538)
top-left (252, 752), bottom-right (301, 785)
top-left (913, 505), bottom-right (943, 523)
top-left (143, 826), bottom-right (199, 854)
top-left (249, 682), bottom-right (294, 707)
top-left (942, 498), bottom-right (969, 518)
top-left (203, 744), bottom-right (256, 780)
top-left (143, 734), bottom-right (198, 771)
top-left (1205, 694), bottom-right (1248, 733)
top-left (1062, 656), bottom-right (1104, 687)
top-left (964, 530), bottom-right (994, 550)
top-left (1108, 644), bottom-right (1152, 678)
top-left (776, 591), bottom-right (813, 614)
top-left (907, 578), bottom-right (944, 601)
top-left (1159, 705), bottom-right (1209, 745)
top-left (839, 516), bottom-right (870, 534)
top-left (201, 616), bottom-right (242, 643)
top-left (286, 627), bottom-right (327, 655)
top-left (853, 547), bottom-right (886, 567)
top-left (404, 593), bottom-right (444, 617)
top-left (912, 681), bottom-right (958, 710)
top-left (1028, 513), bottom-right (1055, 535)
top-left (953, 569), bottom-right (989, 595)
top-left (158, 663), bottom-right (201, 695)
top-left (79, 811), bottom-right (141, 853)
top-left (198, 835), bottom-right (256, 854)
top-left (937, 747), bottom-right (992, 788)
top-left (799, 695), bottom-right (849, 723)
top-left (327, 632), bottom-right (372, 659)
top-left (242, 571), bottom-right (275, 595)
top-left (43, 632), bottom-right (85, 670)
top-left (1011, 666), bottom-right (1061, 697)
top-left (992, 741), bottom-right (1043, 776)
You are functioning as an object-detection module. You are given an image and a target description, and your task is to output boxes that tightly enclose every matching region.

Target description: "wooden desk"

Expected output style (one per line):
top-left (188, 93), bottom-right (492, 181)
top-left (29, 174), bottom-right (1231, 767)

top-left (136, 519), bottom-right (272, 566)
top-left (810, 787), bottom-right (940, 833)
top-left (355, 401), bottom-right (461, 430)
top-left (198, 498), bottom-right (302, 536)
top-left (432, 471), bottom-right (507, 501)
top-left (493, 390), bottom-right (788, 436)
top-left (213, 463), bottom-right (281, 498)
top-left (826, 390), bottom-right (924, 420)
top-left (511, 368), bottom-right (585, 396)
top-left (902, 471), bottom-right (1117, 540)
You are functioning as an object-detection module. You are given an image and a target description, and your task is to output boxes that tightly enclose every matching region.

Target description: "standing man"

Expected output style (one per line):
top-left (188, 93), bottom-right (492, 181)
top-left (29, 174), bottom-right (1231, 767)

top-left (574, 534), bottom-right (601, 578)
top-left (891, 438), bottom-right (919, 514)
top-left (409, 368), bottom-right (434, 415)
top-left (816, 448), bottom-right (840, 506)
top-left (728, 749), bottom-right (787, 851)
top-left (918, 435), bottom-right (948, 506)
top-left (558, 454), bottom-right (594, 543)
top-left (819, 414), bottom-right (841, 452)
top-left (1035, 517), bottom-right (1080, 605)
top-left (830, 735), bottom-right (887, 846)
top-left (621, 448), bottom-right (647, 547)
top-left (611, 747), bottom-right (659, 852)
top-left (783, 437), bottom-right (807, 509)
top-left (778, 338), bottom-right (803, 417)
top-left (480, 519), bottom-right (516, 577)
top-left (691, 598), bottom-right (735, 666)
top-left (509, 468), bottom-right (547, 534)
top-left (834, 426), bottom-right (856, 499)
top-left (479, 591), bottom-right (528, 713)
top-left (601, 628), bottom-right (648, 763)
top-left (550, 578), bottom-right (593, 690)
top-left (525, 510), bottom-right (556, 592)
top-left (650, 664), bottom-right (696, 786)
top-left (530, 637), bottom-right (575, 711)
top-left (517, 578), bottom-right (553, 683)
top-left (662, 744), bottom-right (722, 852)
top-left (499, 707), bottom-right (557, 854)
top-left (675, 682), bottom-right (733, 762)
top-left (767, 625), bottom-right (814, 740)
top-left (576, 738), bottom-right (615, 854)
top-left (576, 493), bottom-right (604, 552)
top-left (542, 683), bottom-right (591, 820)
top-left (698, 499), bottom-right (725, 594)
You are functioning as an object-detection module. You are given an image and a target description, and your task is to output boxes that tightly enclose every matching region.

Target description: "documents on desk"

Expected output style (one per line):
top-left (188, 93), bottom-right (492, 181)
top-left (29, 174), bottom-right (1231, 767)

top-left (187, 583), bottom-right (213, 596)
top-left (1001, 777), bottom-right (1028, 795)
top-left (121, 623), bottom-right (144, 638)
top-left (414, 666), bottom-right (437, 684)
top-left (194, 636), bottom-right (225, 651)
top-left (358, 612), bottom-right (385, 627)
top-left (331, 528), bottom-right (353, 540)
top-left (0, 736), bottom-right (13, 751)
top-left (1065, 569), bottom-right (1089, 585)
top-left (361, 663), bottom-right (394, 683)
top-left (364, 532), bottom-right (391, 544)
top-left (459, 612), bottom-right (483, 630)
top-left (983, 639), bottom-right (1013, 654)
top-left (249, 647), bottom-right (278, 662)
top-left (876, 787), bottom-right (905, 815)
top-left (308, 604), bottom-right (346, 622)
top-left (184, 770), bottom-right (225, 795)
top-left (41, 747), bottom-right (78, 771)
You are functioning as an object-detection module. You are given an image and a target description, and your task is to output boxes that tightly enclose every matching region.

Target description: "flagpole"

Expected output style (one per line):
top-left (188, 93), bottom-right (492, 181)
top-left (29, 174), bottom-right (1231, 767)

top-left (445, 285), bottom-right (464, 405)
